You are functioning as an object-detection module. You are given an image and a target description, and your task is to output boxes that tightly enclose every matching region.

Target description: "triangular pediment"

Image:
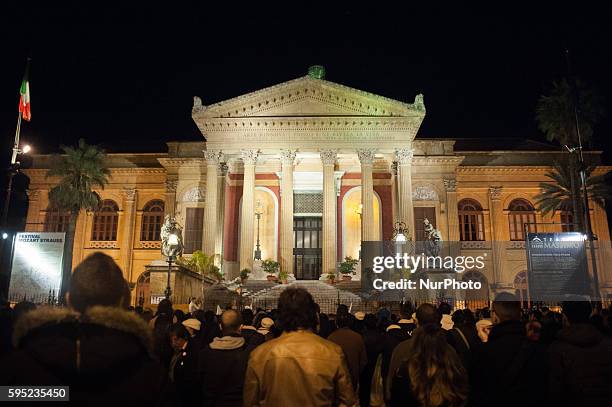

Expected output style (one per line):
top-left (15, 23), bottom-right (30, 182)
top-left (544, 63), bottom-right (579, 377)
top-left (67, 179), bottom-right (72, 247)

top-left (193, 76), bottom-right (425, 120)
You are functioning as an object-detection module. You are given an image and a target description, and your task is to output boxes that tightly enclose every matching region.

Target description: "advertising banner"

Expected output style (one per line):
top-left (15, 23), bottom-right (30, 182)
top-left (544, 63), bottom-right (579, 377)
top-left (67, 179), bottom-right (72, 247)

top-left (526, 232), bottom-right (590, 301)
top-left (8, 232), bottom-right (65, 303)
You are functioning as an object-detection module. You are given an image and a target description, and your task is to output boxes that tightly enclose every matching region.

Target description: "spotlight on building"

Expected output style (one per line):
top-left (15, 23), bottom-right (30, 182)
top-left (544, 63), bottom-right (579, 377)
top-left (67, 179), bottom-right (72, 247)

top-left (2, 232), bottom-right (8, 240)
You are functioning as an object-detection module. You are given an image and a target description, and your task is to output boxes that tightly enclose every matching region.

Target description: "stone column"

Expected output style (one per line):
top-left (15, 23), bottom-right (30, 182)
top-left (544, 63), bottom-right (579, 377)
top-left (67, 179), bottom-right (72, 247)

top-left (488, 186), bottom-right (505, 291)
top-left (444, 179), bottom-right (460, 242)
top-left (203, 150), bottom-right (222, 255)
top-left (357, 148), bottom-right (377, 241)
top-left (321, 149), bottom-right (338, 275)
top-left (25, 189), bottom-right (41, 231)
top-left (396, 148), bottom-right (415, 239)
top-left (164, 179), bottom-right (178, 218)
top-left (215, 163), bottom-right (228, 264)
top-left (239, 149), bottom-right (259, 271)
top-left (280, 149), bottom-right (296, 276)
top-left (120, 188), bottom-right (137, 283)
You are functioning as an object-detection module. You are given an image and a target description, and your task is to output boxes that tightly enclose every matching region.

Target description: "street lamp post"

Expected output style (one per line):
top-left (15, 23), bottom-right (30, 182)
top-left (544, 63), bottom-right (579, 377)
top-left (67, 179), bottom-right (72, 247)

top-left (161, 216), bottom-right (184, 300)
top-left (254, 199), bottom-right (263, 260)
top-left (356, 203), bottom-right (363, 259)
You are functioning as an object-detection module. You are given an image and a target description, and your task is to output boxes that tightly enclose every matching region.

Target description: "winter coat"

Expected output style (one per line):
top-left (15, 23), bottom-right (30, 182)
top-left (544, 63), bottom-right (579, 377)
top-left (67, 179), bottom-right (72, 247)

top-left (381, 326), bottom-right (410, 394)
top-left (549, 323), bottom-right (612, 406)
top-left (328, 327), bottom-right (368, 390)
top-left (3, 306), bottom-right (163, 406)
top-left (244, 329), bottom-right (357, 407)
top-left (199, 334), bottom-right (252, 407)
top-left (470, 320), bottom-right (549, 407)
top-left (240, 326), bottom-right (265, 349)
top-left (166, 339), bottom-right (200, 406)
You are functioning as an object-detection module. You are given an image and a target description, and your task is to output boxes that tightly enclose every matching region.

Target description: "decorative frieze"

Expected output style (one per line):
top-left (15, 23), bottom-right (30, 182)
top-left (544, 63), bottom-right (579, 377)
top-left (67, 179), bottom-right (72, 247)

top-left (412, 185), bottom-right (438, 201)
top-left (183, 186), bottom-right (205, 202)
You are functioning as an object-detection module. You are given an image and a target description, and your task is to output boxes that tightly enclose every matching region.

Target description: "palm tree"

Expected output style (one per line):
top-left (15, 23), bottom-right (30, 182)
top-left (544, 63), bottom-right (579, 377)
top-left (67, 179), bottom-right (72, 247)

top-left (535, 78), bottom-right (604, 231)
top-left (535, 161), bottom-right (612, 229)
top-left (47, 139), bottom-right (110, 302)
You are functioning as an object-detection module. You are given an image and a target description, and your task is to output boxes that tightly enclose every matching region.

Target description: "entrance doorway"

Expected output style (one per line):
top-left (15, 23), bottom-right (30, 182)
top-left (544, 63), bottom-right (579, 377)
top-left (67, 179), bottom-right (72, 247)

top-left (293, 216), bottom-right (322, 280)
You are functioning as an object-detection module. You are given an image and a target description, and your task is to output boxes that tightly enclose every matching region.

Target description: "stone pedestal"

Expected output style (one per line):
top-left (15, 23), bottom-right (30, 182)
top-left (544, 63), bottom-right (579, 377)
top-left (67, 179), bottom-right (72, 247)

top-left (147, 260), bottom-right (208, 305)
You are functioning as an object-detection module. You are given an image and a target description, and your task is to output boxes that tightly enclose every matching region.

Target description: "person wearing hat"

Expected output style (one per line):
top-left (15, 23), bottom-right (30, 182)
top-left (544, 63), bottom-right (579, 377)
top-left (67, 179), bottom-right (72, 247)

top-left (257, 317), bottom-right (275, 341)
top-left (182, 318), bottom-right (203, 350)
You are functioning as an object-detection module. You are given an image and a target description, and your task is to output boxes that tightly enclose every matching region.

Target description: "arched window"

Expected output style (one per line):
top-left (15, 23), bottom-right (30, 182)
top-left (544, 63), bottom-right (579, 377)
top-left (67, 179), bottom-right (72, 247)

top-left (44, 207), bottom-right (71, 233)
top-left (560, 211), bottom-right (575, 232)
top-left (92, 199), bottom-right (119, 241)
top-left (141, 200), bottom-right (165, 241)
top-left (458, 199), bottom-right (485, 241)
top-left (508, 199), bottom-right (537, 241)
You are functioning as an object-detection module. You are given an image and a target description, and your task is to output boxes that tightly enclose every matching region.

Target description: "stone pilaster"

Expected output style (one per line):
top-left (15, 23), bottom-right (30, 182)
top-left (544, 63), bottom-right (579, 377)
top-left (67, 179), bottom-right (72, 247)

top-left (280, 150), bottom-right (296, 276)
top-left (239, 149), bottom-right (259, 271)
top-left (120, 188), bottom-right (137, 282)
top-left (25, 189), bottom-right (41, 231)
top-left (203, 150), bottom-right (222, 256)
top-left (396, 148), bottom-right (415, 239)
top-left (357, 148), bottom-right (377, 241)
top-left (215, 163), bottom-right (228, 265)
top-left (488, 186), bottom-right (505, 290)
top-left (444, 179), bottom-right (460, 242)
top-left (321, 149), bottom-right (338, 275)
top-left (164, 179), bottom-right (178, 218)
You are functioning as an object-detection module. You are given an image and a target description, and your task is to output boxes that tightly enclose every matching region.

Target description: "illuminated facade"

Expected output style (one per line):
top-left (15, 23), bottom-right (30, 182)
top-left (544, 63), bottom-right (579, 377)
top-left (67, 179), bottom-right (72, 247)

top-left (23, 70), bottom-right (612, 305)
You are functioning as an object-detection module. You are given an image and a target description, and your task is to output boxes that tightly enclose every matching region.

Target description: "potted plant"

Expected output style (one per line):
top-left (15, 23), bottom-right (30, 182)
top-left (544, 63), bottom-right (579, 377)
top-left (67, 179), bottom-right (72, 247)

top-left (261, 259), bottom-right (280, 282)
top-left (339, 256), bottom-right (359, 281)
top-left (278, 269), bottom-right (289, 284)
top-left (326, 272), bottom-right (336, 285)
top-left (240, 268), bottom-right (251, 283)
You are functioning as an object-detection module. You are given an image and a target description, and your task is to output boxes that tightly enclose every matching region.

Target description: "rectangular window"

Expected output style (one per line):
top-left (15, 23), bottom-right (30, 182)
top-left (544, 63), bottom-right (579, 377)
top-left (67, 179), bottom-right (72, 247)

top-left (184, 208), bottom-right (204, 254)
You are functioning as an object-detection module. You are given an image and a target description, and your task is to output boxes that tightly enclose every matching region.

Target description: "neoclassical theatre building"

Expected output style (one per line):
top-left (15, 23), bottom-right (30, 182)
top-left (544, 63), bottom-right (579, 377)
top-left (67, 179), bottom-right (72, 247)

top-left (24, 68), bottom-right (612, 305)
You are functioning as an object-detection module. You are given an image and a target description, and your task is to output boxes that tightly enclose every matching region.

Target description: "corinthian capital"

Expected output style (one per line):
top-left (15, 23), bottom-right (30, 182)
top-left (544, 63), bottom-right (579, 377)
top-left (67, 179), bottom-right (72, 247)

top-left (280, 149), bottom-right (297, 165)
top-left (122, 187), bottom-right (137, 202)
top-left (240, 149), bottom-right (260, 165)
top-left (356, 148), bottom-right (377, 165)
top-left (165, 180), bottom-right (178, 193)
top-left (488, 186), bottom-right (503, 201)
top-left (204, 149), bottom-right (223, 165)
top-left (395, 148), bottom-right (414, 164)
top-left (443, 179), bottom-right (457, 192)
top-left (319, 149), bottom-right (338, 165)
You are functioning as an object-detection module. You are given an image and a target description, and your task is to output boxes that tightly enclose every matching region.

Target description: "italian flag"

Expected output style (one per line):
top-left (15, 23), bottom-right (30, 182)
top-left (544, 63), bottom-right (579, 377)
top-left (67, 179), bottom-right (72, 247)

top-left (19, 75), bottom-right (31, 121)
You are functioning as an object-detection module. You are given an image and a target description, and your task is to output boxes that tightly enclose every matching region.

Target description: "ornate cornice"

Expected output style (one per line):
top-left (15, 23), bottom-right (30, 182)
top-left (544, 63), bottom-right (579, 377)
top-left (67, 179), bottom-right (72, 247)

top-left (195, 76), bottom-right (425, 119)
top-left (395, 148), bottom-right (414, 164)
top-left (320, 149), bottom-right (338, 165)
top-left (356, 148), bottom-right (377, 165)
top-left (240, 149), bottom-right (260, 165)
top-left (280, 149), bottom-right (297, 165)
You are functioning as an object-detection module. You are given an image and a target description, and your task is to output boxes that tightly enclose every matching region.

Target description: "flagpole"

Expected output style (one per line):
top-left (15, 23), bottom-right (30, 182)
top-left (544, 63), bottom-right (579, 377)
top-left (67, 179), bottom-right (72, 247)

top-left (2, 112), bottom-right (22, 228)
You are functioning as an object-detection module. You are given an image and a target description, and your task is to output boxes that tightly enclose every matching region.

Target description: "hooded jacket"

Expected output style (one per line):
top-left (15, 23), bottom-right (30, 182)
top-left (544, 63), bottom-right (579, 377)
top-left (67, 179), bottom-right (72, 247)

top-left (549, 323), bottom-right (612, 406)
top-left (199, 334), bottom-right (251, 407)
top-left (3, 306), bottom-right (163, 406)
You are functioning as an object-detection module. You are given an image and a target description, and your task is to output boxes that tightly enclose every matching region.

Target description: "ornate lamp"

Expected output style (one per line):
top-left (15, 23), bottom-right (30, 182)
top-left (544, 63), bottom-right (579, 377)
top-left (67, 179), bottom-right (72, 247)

top-left (161, 215), bottom-right (184, 299)
top-left (392, 221), bottom-right (409, 243)
top-left (254, 199), bottom-right (264, 260)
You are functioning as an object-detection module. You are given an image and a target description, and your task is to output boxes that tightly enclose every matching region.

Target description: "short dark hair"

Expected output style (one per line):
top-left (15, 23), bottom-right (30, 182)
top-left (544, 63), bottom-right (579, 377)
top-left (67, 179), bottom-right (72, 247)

top-left (416, 303), bottom-right (441, 326)
top-left (438, 302), bottom-right (452, 315)
top-left (241, 309), bottom-right (254, 326)
top-left (336, 307), bottom-right (351, 328)
top-left (69, 253), bottom-right (128, 313)
top-left (562, 301), bottom-right (592, 324)
top-left (278, 287), bottom-right (317, 332)
top-left (169, 323), bottom-right (190, 341)
top-left (400, 302), bottom-right (414, 319)
top-left (492, 292), bottom-right (521, 322)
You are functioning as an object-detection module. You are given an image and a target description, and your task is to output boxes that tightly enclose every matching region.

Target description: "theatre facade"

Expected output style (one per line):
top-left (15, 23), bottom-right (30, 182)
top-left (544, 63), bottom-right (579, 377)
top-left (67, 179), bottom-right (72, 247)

top-left (23, 69), bottom-right (612, 305)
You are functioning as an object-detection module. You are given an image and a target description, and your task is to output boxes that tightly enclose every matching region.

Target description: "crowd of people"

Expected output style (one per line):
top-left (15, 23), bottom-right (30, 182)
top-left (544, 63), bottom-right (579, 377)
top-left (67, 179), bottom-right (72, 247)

top-left (1, 252), bottom-right (612, 406)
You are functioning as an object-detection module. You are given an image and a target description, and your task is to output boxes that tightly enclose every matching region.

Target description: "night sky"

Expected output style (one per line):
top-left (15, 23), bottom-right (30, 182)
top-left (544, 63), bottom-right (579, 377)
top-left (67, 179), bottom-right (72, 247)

top-left (1, 3), bottom-right (611, 164)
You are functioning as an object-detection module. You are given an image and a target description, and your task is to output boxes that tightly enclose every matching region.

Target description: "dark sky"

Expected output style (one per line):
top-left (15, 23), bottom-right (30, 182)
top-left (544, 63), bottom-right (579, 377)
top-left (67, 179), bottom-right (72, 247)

top-left (1, 2), bottom-right (611, 161)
